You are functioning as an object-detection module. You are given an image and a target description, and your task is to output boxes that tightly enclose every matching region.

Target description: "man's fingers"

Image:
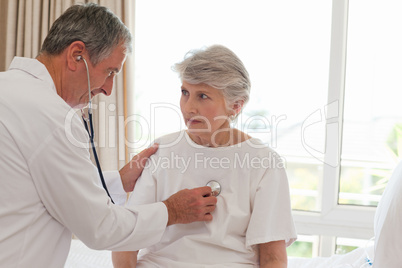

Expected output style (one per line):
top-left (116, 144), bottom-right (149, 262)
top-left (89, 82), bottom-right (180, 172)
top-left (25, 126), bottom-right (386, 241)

top-left (203, 213), bottom-right (213, 222)
top-left (132, 143), bottom-right (159, 165)
top-left (164, 186), bottom-right (219, 225)
top-left (196, 186), bottom-right (215, 197)
top-left (144, 143), bottom-right (159, 156)
top-left (204, 203), bottom-right (216, 213)
top-left (203, 195), bottom-right (218, 206)
top-left (137, 143), bottom-right (159, 159)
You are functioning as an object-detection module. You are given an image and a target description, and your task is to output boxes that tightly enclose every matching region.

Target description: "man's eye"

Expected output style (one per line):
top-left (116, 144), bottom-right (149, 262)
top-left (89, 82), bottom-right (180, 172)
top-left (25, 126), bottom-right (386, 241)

top-left (200, 94), bottom-right (208, 99)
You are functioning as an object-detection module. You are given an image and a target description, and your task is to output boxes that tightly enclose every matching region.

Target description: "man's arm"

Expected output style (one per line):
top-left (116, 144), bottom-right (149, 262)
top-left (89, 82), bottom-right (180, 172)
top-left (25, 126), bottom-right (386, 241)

top-left (259, 240), bottom-right (288, 268)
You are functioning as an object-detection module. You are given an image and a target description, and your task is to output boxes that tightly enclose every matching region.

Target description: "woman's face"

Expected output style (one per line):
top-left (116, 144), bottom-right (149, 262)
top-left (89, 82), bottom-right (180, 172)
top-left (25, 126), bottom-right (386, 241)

top-left (180, 81), bottom-right (232, 146)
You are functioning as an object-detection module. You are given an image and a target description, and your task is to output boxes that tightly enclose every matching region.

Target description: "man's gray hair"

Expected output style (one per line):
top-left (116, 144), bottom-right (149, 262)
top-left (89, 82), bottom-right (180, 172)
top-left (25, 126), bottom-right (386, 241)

top-left (40, 3), bottom-right (132, 65)
top-left (173, 45), bottom-right (251, 118)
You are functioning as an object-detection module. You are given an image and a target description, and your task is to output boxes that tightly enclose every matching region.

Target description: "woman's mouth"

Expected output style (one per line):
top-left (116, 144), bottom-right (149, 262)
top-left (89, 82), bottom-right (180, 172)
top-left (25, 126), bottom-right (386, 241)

top-left (186, 118), bottom-right (202, 125)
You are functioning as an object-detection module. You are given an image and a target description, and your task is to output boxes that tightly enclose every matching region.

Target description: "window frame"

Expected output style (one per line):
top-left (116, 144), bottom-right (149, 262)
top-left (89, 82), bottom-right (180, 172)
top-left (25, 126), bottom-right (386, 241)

top-left (292, 0), bottom-right (376, 256)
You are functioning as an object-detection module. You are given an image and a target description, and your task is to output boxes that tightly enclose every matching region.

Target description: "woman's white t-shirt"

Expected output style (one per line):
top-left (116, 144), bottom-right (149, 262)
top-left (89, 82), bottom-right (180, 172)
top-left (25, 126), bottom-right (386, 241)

top-left (128, 130), bottom-right (297, 267)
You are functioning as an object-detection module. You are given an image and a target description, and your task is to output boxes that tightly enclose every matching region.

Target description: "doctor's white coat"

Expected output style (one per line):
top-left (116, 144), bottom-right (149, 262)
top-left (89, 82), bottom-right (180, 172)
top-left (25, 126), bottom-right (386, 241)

top-left (0, 57), bottom-right (167, 268)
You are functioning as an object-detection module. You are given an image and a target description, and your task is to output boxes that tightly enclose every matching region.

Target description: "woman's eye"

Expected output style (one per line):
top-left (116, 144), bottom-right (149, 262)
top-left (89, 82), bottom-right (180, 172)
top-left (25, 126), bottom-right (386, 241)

top-left (181, 90), bottom-right (188, 96)
top-left (200, 94), bottom-right (208, 99)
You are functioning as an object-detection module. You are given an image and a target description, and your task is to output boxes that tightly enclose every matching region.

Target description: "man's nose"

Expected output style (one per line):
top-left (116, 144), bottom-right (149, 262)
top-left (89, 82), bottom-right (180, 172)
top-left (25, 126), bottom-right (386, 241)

top-left (102, 77), bottom-right (114, 96)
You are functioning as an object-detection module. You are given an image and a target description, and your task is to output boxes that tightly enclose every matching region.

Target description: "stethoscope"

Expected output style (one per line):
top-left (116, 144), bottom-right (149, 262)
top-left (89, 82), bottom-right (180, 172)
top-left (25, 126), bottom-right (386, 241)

top-left (206, 180), bottom-right (221, 197)
top-left (77, 55), bottom-right (114, 204)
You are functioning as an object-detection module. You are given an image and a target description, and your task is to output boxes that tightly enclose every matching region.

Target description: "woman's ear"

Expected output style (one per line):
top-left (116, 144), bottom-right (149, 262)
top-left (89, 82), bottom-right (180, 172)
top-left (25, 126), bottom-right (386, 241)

top-left (231, 100), bottom-right (244, 116)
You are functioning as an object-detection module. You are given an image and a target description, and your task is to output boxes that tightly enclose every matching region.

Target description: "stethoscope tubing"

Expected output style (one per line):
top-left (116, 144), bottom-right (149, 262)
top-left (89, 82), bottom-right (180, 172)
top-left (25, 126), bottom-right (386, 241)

top-left (82, 113), bottom-right (114, 204)
top-left (80, 56), bottom-right (114, 204)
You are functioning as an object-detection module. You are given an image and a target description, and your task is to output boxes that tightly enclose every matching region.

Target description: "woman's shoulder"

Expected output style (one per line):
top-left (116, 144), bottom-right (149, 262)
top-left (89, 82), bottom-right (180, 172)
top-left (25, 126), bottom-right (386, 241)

top-left (239, 134), bottom-right (283, 162)
top-left (154, 130), bottom-right (187, 149)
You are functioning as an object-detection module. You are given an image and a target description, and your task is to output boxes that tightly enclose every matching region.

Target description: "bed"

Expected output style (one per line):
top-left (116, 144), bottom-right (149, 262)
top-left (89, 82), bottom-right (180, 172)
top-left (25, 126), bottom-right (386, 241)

top-left (65, 239), bottom-right (113, 268)
top-left (288, 246), bottom-right (374, 268)
top-left (65, 238), bottom-right (374, 268)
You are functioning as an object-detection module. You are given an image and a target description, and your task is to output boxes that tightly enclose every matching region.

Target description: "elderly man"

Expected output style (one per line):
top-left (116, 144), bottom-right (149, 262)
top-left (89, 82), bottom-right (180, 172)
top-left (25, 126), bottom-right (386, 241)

top-left (0, 3), bottom-right (216, 267)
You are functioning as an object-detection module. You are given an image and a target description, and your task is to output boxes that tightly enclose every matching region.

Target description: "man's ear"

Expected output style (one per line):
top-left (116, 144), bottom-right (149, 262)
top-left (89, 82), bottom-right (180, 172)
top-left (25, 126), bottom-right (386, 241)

top-left (66, 41), bottom-right (86, 71)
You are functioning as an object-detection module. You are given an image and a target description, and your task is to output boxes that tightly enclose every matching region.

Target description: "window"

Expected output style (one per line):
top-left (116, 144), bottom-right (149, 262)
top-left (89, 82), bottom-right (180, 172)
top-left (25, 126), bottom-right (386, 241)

top-left (130, 0), bottom-right (401, 257)
top-left (287, 235), bottom-right (319, 258)
top-left (335, 237), bottom-right (374, 255)
top-left (339, 0), bottom-right (402, 206)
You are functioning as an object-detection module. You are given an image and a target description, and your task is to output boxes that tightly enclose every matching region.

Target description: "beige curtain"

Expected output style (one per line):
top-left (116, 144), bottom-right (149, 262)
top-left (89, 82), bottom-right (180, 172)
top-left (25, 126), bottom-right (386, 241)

top-left (0, 0), bottom-right (83, 71)
top-left (0, 0), bottom-right (135, 170)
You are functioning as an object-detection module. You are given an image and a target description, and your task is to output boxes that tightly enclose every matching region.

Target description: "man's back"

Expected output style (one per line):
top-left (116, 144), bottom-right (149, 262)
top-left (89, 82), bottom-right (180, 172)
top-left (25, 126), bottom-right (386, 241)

top-left (0, 57), bottom-right (74, 267)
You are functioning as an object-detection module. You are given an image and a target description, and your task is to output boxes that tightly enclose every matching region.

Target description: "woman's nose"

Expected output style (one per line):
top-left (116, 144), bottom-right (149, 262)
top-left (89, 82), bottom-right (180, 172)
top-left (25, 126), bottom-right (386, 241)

top-left (183, 97), bottom-right (197, 113)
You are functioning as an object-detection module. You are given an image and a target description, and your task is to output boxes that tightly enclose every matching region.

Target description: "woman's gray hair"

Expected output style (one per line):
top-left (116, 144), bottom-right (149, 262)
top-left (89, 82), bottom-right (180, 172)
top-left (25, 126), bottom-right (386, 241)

top-left (173, 45), bottom-right (251, 118)
top-left (40, 3), bottom-right (132, 65)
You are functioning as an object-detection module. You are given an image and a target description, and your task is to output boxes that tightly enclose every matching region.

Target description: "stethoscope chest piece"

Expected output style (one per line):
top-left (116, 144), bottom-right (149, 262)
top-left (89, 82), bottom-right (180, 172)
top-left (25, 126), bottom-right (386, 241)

top-left (206, 180), bottom-right (221, 197)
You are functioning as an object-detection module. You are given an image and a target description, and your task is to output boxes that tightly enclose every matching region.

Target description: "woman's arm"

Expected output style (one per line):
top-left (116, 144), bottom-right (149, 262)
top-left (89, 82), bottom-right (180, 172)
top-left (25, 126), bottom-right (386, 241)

top-left (111, 251), bottom-right (138, 268)
top-left (259, 240), bottom-right (287, 268)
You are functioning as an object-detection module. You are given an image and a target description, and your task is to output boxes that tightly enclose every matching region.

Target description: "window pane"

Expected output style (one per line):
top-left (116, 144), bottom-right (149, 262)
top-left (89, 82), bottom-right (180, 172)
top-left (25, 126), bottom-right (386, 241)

top-left (335, 237), bottom-right (374, 255)
top-left (287, 235), bottom-right (318, 258)
top-left (133, 0), bottom-right (331, 211)
top-left (339, 0), bottom-right (402, 206)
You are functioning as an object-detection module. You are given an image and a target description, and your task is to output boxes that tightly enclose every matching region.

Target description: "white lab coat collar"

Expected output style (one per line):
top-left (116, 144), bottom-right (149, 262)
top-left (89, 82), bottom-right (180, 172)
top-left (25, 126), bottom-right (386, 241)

top-left (8, 56), bottom-right (57, 94)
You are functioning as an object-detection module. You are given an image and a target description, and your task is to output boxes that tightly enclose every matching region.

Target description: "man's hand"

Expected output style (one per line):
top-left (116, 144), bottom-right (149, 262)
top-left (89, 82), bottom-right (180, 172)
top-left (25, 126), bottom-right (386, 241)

top-left (162, 186), bottom-right (218, 225)
top-left (119, 144), bottom-right (158, 192)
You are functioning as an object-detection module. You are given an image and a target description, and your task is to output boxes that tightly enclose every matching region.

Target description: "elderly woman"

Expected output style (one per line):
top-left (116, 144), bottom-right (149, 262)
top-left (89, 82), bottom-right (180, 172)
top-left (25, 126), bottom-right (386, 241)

top-left (112, 45), bottom-right (297, 268)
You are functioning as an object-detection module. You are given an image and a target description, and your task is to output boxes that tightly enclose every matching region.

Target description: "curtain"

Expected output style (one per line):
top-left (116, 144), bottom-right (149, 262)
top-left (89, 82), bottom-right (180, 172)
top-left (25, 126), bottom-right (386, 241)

top-left (0, 0), bottom-right (134, 170)
top-left (0, 0), bottom-right (84, 71)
